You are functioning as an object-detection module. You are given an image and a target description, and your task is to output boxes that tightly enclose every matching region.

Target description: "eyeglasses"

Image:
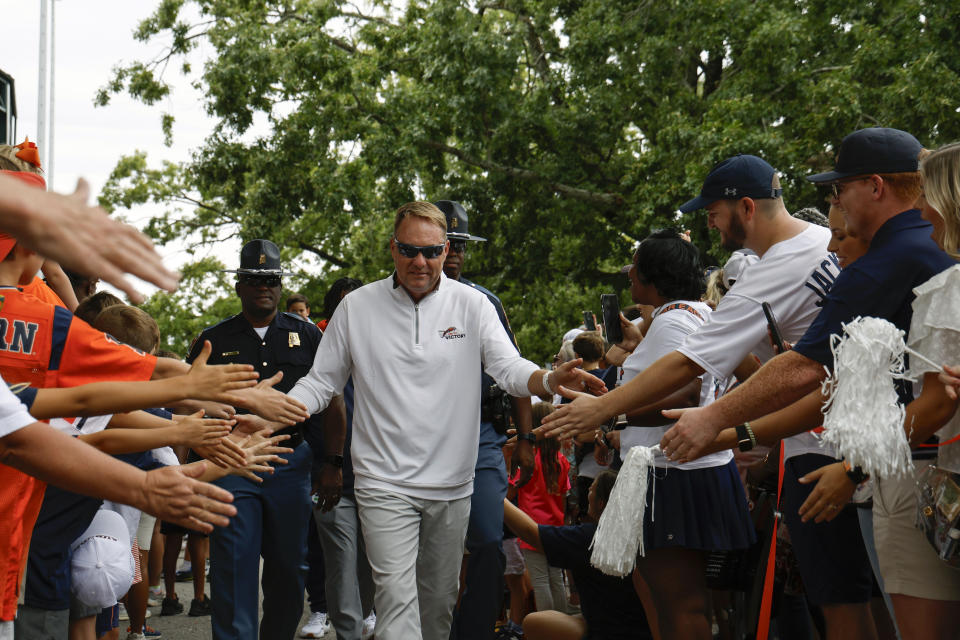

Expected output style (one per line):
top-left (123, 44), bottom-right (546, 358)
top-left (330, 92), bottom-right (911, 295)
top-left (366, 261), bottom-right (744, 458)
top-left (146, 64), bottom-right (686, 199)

top-left (238, 275), bottom-right (281, 288)
top-left (394, 239), bottom-right (446, 259)
top-left (829, 177), bottom-right (870, 200)
top-left (449, 239), bottom-right (467, 254)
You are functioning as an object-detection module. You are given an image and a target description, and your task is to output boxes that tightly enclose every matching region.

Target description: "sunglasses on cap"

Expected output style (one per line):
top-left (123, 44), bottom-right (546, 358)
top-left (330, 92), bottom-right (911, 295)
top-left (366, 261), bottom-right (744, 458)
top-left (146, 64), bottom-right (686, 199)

top-left (394, 239), bottom-right (446, 259)
top-left (238, 275), bottom-right (282, 287)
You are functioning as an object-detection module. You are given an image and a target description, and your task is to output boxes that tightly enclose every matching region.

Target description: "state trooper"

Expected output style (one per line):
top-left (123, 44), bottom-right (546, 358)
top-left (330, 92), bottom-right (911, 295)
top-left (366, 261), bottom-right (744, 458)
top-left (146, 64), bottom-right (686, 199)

top-left (188, 239), bottom-right (344, 640)
top-left (434, 200), bottom-right (535, 640)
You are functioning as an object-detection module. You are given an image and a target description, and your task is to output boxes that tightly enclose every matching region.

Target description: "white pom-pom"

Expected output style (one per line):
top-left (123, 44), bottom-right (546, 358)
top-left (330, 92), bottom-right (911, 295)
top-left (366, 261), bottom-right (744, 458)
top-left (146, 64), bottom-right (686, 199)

top-left (589, 445), bottom-right (658, 576)
top-left (820, 317), bottom-right (912, 479)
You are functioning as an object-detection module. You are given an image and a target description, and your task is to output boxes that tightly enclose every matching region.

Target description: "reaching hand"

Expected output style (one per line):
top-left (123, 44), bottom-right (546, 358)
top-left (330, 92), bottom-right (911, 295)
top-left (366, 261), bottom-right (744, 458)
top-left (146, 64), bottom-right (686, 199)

top-left (193, 436), bottom-right (248, 469)
top-left (0, 175), bottom-right (180, 303)
top-left (185, 341), bottom-right (259, 402)
top-left (232, 413), bottom-right (286, 436)
top-left (659, 406), bottom-right (722, 463)
top-left (175, 410), bottom-right (234, 449)
top-left (797, 462), bottom-right (857, 523)
top-left (234, 372), bottom-right (311, 425)
top-left (549, 359), bottom-right (608, 397)
top-left (228, 431), bottom-right (293, 482)
top-left (536, 386), bottom-right (607, 440)
top-left (137, 464), bottom-right (236, 533)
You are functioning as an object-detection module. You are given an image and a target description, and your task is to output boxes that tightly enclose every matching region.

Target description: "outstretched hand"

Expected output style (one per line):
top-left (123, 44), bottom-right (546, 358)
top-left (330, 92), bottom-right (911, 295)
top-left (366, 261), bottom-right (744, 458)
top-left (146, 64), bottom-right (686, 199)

top-left (0, 176), bottom-right (180, 303)
top-left (175, 410), bottom-right (234, 449)
top-left (536, 385), bottom-right (606, 440)
top-left (233, 372), bottom-right (311, 425)
top-left (185, 341), bottom-right (259, 403)
top-left (550, 359), bottom-right (608, 397)
top-left (659, 406), bottom-right (721, 463)
top-left (940, 365), bottom-right (960, 400)
top-left (138, 464), bottom-right (236, 533)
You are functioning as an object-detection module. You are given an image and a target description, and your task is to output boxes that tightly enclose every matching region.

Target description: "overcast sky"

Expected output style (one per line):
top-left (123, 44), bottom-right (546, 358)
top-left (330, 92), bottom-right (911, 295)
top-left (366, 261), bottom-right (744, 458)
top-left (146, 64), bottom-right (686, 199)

top-left (0, 0), bottom-right (240, 296)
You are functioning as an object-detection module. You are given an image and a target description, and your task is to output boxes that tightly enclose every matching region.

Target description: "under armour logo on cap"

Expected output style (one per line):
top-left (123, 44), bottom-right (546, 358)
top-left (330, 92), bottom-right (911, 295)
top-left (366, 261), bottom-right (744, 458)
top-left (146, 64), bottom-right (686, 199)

top-left (724, 188), bottom-right (737, 196)
top-left (678, 155), bottom-right (782, 213)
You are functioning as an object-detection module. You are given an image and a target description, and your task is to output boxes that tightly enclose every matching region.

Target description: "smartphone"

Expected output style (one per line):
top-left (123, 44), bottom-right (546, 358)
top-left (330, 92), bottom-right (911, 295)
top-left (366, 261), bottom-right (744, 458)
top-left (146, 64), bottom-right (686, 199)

top-left (762, 302), bottom-right (786, 353)
top-left (601, 294), bottom-right (623, 344)
top-left (582, 310), bottom-right (597, 331)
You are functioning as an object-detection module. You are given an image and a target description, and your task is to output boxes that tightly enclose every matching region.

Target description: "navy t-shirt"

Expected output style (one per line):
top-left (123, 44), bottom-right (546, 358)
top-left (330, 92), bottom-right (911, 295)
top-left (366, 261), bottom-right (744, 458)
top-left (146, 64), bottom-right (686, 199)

top-left (539, 523), bottom-right (652, 640)
top-left (794, 209), bottom-right (954, 403)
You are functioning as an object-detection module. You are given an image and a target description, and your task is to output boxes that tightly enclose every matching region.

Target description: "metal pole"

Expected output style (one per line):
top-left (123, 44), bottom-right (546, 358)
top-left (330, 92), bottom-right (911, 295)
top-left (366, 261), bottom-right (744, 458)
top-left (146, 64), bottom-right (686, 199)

top-left (48, 0), bottom-right (55, 187)
top-left (37, 0), bottom-right (48, 163)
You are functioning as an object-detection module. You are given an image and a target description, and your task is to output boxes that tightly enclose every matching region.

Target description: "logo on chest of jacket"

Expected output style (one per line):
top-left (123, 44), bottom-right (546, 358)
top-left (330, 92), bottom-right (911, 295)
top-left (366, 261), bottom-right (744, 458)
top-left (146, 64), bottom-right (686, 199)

top-left (439, 326), bottom-right (466, 340)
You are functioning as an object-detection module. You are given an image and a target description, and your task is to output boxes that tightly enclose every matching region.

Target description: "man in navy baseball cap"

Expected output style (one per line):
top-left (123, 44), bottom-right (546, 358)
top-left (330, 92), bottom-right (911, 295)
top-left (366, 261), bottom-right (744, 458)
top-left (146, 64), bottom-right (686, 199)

top-left (806, 127), bottom-right (923, 184)
top-left (678, 154), bottom-right (783, 214)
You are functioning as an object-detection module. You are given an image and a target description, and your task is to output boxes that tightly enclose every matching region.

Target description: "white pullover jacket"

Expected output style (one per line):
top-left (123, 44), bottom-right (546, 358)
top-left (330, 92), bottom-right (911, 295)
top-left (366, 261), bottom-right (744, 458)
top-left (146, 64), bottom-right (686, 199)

top-left (289, 273), bottom-right (540, 500)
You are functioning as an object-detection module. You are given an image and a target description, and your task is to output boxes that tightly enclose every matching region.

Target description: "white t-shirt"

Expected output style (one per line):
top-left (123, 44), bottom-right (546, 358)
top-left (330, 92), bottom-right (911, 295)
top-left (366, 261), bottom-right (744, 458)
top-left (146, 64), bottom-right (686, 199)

top-left (0, 378), bottom-right (37, 439)
top-left (677, 223), bottom-right (838, 460)
top-left (619, 300), bottom-right (732, 469)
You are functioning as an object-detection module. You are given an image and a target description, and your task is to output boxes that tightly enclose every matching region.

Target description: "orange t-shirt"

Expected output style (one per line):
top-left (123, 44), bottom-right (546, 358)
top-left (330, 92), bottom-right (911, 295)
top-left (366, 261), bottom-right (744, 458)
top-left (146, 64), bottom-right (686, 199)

top-left (0, 287), bottom-right (157, 620)
top-left (20, 277), bottom-right (66, 309)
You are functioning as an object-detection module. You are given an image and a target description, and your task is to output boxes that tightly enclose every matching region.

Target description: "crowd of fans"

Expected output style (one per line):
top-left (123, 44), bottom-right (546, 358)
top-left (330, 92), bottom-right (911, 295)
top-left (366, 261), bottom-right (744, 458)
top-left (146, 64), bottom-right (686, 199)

top-left (2, 123), bottom-right (960, 640)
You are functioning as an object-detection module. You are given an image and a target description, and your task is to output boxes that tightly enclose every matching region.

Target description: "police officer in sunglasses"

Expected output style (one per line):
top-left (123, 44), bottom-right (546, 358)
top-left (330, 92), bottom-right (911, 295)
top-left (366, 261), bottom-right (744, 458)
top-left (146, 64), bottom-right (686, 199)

top-left (433, 200), bottom-right (535, 640)
top-left (188, 239), bottom-right (344, 640)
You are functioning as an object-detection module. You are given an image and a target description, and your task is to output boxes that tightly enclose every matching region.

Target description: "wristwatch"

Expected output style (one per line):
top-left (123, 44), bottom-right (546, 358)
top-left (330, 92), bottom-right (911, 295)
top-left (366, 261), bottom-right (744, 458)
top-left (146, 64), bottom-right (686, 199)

top-left (324, 454), bottom-right (344, 468)
top-left (516, 433), bottom-right (536, 445)
top-left (844, 461), bottom-right (869, 485)
top-left (735, 422), bottom-right (757, 452)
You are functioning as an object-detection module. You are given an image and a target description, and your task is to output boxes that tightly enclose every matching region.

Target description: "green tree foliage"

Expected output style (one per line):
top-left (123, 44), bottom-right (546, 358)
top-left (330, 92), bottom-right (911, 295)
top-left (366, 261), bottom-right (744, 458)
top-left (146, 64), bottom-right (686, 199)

top-left (100, 0), bottom-right (960, 361)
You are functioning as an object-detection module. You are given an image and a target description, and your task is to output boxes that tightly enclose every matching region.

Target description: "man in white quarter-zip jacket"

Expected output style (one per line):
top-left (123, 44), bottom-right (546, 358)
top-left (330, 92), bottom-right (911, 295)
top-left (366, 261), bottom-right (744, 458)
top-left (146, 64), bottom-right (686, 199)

top-left (287, 202), bottom-right (605, 640)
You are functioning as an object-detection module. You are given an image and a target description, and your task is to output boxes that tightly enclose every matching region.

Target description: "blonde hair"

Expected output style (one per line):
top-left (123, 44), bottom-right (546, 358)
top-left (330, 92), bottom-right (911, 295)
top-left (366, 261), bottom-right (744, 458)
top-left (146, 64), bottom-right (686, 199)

top-left (922, 142), bottom-right (960, 259)
top-left (393, 201), bottom-right (447, 235)
top-left (703, 269), bottom-right (726, 309)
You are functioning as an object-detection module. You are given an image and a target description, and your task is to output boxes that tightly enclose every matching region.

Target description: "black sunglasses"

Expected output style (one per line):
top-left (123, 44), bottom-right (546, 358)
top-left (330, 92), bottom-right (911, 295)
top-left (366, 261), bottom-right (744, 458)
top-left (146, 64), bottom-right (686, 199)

top-left (238, 275), bottom-right (282, 288)
top-left (449, 239), bottom-right (467, 254)
top-left (394, 239), bottom-right (446, 259)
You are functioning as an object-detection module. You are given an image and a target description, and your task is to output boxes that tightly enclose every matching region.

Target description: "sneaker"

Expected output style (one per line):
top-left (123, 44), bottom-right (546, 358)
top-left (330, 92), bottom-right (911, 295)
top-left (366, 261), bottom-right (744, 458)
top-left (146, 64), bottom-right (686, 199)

top-left (127, 625), bottom-right (161, 639)
top-left (145, 609), bottom-right (152, 619)
top-left (147, 586), bottom-right (164, 607)
top-left (160, 596), bottom-right (184, 616)
top-left (125, 634), bottom-right (145, 640)
top-left (118, 603), bottom-right (129, 621)
top-left (299, 611), bottom-right (332, 638)
top-left (361, 611), bottom-right (376, 640)
top-left (188, 595), bottom-right (212, 617)
top-left (175, 568), bottom-right (193, 582)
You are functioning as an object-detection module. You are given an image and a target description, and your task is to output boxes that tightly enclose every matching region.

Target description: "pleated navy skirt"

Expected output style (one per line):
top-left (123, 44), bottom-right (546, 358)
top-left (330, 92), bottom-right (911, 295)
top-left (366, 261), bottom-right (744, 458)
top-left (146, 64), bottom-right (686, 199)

top-left (642, 458), bottom-right (755, 552)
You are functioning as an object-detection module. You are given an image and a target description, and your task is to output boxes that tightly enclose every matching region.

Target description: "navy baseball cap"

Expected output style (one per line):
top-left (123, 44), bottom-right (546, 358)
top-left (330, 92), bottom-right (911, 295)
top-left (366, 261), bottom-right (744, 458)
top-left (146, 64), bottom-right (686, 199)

top-left (678, 155), bottom-right (782, 213)
top-left (806, 128), bottom-right (923, 184)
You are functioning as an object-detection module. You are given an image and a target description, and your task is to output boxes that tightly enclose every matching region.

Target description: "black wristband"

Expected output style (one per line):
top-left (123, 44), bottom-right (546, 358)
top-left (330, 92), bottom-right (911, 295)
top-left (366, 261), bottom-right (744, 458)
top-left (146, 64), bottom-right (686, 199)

top-left (324, 454), bottom-right (344, 468)
top-left (516, 433), bottom-right (536, 445)
top-left (846, 464), bottom-right (869, 485)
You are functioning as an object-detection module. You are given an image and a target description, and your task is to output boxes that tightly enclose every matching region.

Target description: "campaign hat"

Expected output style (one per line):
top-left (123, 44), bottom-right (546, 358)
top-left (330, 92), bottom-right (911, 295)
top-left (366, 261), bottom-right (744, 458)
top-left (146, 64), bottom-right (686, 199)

top-left (679, 155), bottom-right (782, 213)
top-left (433, 200), bottom-right (487, 242)
top-left (806, 128), bottom-right (923, 183)
top-left (224, 239), bottom-right (284, 276)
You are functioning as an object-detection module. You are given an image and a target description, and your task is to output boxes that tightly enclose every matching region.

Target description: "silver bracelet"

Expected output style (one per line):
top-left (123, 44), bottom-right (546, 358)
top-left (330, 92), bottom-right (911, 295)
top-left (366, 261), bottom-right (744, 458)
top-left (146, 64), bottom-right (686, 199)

top-left (542, 370), bottom-right (554, 395)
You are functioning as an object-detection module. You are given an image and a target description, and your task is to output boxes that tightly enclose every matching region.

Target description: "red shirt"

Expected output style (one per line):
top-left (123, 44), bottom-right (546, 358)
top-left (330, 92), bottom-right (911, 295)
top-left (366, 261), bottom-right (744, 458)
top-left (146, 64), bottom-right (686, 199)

top-left (513, 449), bottom-right (571, 552)
top-left (0, 287), bottom-right (157, 619)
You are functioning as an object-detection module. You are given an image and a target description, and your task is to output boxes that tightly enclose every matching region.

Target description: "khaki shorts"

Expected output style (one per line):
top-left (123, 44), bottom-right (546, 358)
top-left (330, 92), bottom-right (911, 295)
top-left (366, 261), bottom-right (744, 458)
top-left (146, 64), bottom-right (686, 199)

top-left (873, 462), bottom-right (960, 601)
